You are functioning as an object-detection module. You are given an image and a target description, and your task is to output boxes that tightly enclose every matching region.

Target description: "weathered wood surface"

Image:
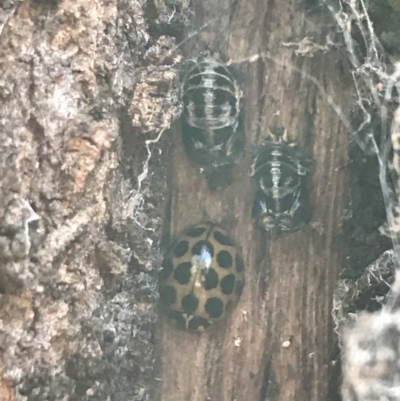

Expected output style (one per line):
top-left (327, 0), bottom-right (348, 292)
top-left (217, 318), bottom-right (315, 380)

top-left (159, 1), bottom-right (350, 401)
top-left (0, 0), bottom-right (351, 399)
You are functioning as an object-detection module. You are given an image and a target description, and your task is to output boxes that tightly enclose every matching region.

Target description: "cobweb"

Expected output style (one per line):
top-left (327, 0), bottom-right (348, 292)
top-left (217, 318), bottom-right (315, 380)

top-left (325, 0), bottom-right (400, 243)
top-left (323, 0), bottom-right (400, 400)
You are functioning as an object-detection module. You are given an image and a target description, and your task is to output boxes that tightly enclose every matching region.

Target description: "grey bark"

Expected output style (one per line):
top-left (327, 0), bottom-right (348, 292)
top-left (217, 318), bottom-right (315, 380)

top-left (0, 0), bottom-right (177, 400)
top-left (0, 0), bottom-right (351, 401)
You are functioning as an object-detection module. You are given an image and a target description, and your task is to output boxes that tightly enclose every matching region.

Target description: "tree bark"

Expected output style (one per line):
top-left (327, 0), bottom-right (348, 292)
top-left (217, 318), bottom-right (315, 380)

top-left (0, 0), bottom-right (350, 401)
top-left (0, 0), bottom-right (175, 400)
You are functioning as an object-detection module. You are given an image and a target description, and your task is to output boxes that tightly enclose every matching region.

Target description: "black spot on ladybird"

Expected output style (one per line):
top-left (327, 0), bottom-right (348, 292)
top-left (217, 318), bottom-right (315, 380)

top-left (192, 240), bottom-right (214, 257)
top-left (202, 267), bottom-right (219, 290)
top-left (174, 262), bottom-right (192, 285)
top-left (174, 240), bottom-right (189, 257)
top-left (217, 250), bottom-right (233, 269)
top-left (205, 297), bottom-right (224, 318)
top-left (221, 274), bottom-right (236, 295)
top-left (160, 285), bottom-right (177, 306)
top-left (188, 316), bottom-right (211, 331)
top-left (169, 311), bottom-right (186, 330)
top-left (182, 293), bottom-right (199, 314)
top-left (213, 230), bottom-right (234, 246)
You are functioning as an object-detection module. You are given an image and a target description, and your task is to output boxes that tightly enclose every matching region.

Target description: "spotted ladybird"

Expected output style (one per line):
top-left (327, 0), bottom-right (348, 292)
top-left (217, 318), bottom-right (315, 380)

top-left (159, 222), bottom-right (245, 331)
top-left (251, 129), bottom-right (313, 238)
top-left (180, 57), bottom-right (245, 190)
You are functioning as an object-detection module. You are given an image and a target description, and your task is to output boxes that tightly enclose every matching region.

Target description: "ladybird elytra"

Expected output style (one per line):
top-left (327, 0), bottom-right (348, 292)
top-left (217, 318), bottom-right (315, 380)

top-left (159, 222), bottom-right (245, 331)
top-left (251, 129), bottom-right (313, 238)
top-left (180, 57), bottom-right (245, 189)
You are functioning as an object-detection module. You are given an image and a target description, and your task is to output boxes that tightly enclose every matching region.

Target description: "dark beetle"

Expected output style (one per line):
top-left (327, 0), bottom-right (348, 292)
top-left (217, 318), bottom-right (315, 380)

top-left (180, 57), bottom-right (245, 189)
top-left (251, 130), bottom-right (313, 238)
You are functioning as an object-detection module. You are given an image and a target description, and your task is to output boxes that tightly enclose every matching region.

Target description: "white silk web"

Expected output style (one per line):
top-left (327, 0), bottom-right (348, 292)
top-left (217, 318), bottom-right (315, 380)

top-left (324, 1), bottom-right (400, 400)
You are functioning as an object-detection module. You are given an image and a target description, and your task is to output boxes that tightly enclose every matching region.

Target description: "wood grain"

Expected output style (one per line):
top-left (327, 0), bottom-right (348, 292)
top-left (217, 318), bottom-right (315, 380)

top-left (157, 1), bottom-right (351, 400)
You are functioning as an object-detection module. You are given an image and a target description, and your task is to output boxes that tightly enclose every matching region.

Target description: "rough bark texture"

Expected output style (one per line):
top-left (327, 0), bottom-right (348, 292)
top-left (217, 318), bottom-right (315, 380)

top-left (0, 0), bottom-right (352, 401)
top-left (0, 0), bottom-right (182, 400)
